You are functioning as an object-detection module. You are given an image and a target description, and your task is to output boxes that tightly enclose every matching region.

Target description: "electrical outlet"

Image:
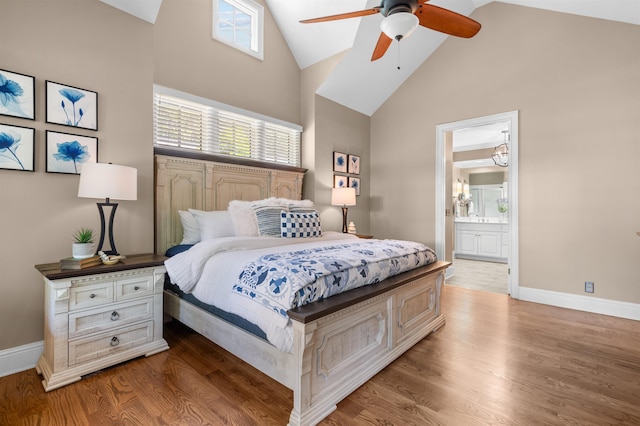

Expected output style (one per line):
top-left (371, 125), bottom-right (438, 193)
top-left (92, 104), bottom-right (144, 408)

top-left (585, 281), bottom-right (594, 293)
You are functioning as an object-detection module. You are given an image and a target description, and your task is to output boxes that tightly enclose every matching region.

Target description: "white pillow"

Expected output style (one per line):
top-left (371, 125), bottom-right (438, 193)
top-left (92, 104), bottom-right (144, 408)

top-left (178, 210), bottom-right (200, 244)
top-left (227, 200), bottom-right (259, 237)
top-left (189, 209), bottom-right (235, 241)
top-left (287, 199), bottom-right (316, 213)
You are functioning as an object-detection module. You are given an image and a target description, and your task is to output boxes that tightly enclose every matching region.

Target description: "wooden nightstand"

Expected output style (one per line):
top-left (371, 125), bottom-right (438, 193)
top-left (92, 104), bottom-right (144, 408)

top-left (35, 253), bottom-right (169, 391)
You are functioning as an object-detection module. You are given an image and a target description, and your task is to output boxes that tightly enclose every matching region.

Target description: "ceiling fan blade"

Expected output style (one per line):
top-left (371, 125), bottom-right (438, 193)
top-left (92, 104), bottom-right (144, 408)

top-left (416, 4), bottom-right (481, 38)
top-left (300, 8), bottom-right (380, 24)
top-left (371, 32), bottom-right (393, 61)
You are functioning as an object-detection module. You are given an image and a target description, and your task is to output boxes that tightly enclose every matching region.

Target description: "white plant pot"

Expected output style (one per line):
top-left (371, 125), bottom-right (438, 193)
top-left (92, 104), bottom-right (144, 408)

top-left (72, 243), bottom-right (95, 259)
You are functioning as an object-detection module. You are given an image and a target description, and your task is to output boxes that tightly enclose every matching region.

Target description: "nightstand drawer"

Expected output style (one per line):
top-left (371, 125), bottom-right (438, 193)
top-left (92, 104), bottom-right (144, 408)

top-left (116, 274), bottom-right (154, 301)
top-left (68, 298), bottom-right (154, 339)
top-left (69, 281), bottom-right (114, 311)
top-left (69, 321), bottom-right (154, 366)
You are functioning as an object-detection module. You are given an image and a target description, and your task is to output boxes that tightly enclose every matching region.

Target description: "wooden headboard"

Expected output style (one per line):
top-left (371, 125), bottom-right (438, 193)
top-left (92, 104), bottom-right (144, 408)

top-left (155, 153), bottom-right (306, 255)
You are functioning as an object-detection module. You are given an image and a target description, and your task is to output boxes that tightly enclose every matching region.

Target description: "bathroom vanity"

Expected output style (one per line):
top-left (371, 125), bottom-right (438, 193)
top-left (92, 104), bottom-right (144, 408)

top-left (454, 218), bottom-right (508, 263)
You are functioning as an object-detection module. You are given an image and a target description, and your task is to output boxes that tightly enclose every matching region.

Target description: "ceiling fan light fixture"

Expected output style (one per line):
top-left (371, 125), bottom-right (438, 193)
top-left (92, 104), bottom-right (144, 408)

top-left (380, 12), bottom-right (419, 41)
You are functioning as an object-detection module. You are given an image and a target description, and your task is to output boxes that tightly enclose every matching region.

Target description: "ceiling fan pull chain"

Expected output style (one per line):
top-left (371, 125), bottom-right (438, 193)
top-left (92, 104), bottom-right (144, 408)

top-left (397, 42), bottom-right (401, 70)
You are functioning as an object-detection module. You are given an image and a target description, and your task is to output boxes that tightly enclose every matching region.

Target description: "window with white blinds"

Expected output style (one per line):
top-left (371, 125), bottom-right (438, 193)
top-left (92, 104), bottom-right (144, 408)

top-left (153, 86), bottom-right (301, 167)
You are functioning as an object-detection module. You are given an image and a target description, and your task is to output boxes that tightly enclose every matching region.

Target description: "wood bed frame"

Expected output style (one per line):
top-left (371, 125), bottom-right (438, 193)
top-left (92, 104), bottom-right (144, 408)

top-left (155, 152), bottom-right (449, 426)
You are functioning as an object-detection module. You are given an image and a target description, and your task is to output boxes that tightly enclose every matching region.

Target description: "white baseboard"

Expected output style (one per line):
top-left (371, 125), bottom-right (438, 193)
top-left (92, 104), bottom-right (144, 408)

top-left (518, 287), bottom-right (640, 321)
top-left (0, 341), bottom-right (43, 378)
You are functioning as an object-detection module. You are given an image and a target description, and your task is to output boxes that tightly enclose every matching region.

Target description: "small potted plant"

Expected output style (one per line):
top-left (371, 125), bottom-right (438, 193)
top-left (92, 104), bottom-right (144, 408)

top-left (72, 227), bottom-right (95, 259)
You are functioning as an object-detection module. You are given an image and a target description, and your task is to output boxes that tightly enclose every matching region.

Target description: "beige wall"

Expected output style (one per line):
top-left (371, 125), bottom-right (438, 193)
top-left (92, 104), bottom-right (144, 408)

top-left (301, 54), bottom-right (371, 234)
top-left (0, 0), bottom-right (154, 350)
top-left (0, 0), bottom-right (302, 351)
top-left (371, 3), bottom-right (640, 302)
top-left (153, 0), bottom-right (300, 124)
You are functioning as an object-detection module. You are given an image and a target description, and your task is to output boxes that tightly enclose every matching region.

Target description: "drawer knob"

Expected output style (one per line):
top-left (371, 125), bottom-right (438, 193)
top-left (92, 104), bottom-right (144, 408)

top-left (90, 293), bottom-right (96, 299)
top-left (111, 311), bottom-right (120, 321)
top-left (134, 286), bottom-right (140, 291)
top-left (110, 336), bottom-right (119, 347)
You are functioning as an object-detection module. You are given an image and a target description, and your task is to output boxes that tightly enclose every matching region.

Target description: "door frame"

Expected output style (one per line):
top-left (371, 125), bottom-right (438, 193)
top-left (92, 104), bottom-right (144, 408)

top-left (435, 111), bottom-right (519, 297)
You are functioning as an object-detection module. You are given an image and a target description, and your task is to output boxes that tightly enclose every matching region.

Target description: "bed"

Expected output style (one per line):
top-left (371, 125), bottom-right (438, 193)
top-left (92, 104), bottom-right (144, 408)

top-left (155, 152), bottom-right (450, 426)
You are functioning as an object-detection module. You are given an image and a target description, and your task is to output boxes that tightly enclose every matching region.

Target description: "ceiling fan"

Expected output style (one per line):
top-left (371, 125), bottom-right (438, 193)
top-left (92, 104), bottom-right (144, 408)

top-left (300, 0), bottom-right (481, 61)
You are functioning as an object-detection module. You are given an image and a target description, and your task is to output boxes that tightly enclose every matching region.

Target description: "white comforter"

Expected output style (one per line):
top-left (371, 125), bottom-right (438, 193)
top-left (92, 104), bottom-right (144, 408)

top-left (165, 232), bottom-right (358, 352)
top-left (165, 232), bottom-right (436, 352)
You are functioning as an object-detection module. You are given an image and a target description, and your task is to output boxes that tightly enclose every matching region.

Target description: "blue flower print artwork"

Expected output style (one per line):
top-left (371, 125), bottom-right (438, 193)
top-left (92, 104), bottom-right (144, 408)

top-left (46, 81), bottom-right (98, 130)
top-left (46, 130), bottom-right (98, 174)
top-left (333, 151), bottom-right (347, 172)
top-left (59, 88), bottom-right (86, 127)
top-left (348, 154), bottom-right (360, 175)
top-left (0, 124), bottom-right (35, 172)
top-left (0, 69), bottom-right (35, 120)
top-left (334, 175), bottom-right (347, 188)
top-left (348, 177), bottom-right (361, 196)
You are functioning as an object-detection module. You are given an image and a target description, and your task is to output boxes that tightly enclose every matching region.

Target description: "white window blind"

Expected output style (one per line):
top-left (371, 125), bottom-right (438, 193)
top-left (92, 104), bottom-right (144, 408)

top-left (153, 86), bottom-right (301, 167)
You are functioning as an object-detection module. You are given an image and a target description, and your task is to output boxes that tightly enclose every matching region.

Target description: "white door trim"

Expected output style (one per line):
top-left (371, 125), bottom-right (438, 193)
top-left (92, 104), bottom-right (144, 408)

top-left (435, 111), bottom-right (519, 297)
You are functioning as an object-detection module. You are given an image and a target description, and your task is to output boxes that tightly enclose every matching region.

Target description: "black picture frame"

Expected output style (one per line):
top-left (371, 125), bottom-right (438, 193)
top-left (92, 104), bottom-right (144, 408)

top-left (45, 130), bottom-right (98, 175)
top-left (0, 69), bottom-right (35, 120)
top-left (0, 123), bottom-right (35, 171)
top-left (45, 81), bottom-right (98, 130)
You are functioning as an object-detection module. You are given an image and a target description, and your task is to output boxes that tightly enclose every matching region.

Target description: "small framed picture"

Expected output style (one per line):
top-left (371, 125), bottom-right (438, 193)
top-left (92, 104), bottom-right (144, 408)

top-left (46, 130), bottom-right (98, 175)
top-left (348, 154), bottom-right (360, 175)
top-left (348, 177), bottom-right (361, 196)
top-left (0, 123), bottom-right (35, 171)
top-left (334, 175), bottom-right (347, 188)
top-left (333, 151), bottom-right (347, 173)
top-left (0, 69), bottom-right (35, 120)
top-left (46, 81), bottom-right (98, 130)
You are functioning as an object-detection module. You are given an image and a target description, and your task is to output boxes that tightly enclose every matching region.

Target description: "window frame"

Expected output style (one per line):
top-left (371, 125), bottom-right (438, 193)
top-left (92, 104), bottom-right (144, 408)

top-left (212, 0), bottom-right (264, 60)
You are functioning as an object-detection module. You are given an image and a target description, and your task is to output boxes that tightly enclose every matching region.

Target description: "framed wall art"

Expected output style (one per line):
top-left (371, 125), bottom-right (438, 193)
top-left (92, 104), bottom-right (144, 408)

top-left (0, 69), bottom-right (35, 120)
top-left (46, 130), bottom-right (98, 175)
top-left (348, 177), bottom-right (361, 196)
top-left (0, 123), bottom-right (35, 171)
top-left (348, 154), bottom-right (360, 175)
top-left (333, 151), bottom-right (347, 173)
top-left (45, 81), bottom-right (98, 130)
top-left (334, 175), bottom-right (347, 188)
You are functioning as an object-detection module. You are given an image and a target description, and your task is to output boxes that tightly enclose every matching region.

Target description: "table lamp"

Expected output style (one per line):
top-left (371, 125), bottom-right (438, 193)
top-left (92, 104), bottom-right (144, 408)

top-left (78, 162), bottom-right (137, 255)
top-left (331, 187), bottom-right (356, 233)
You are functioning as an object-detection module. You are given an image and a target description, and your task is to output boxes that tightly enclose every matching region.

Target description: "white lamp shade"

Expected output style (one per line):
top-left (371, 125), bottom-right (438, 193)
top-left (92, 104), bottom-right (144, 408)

top-left (380, 12), bottom-right (419, 41)
top-left (331, 187), bottom-right (356, 206)
top-left (78, 162), bottom-right (138, 200)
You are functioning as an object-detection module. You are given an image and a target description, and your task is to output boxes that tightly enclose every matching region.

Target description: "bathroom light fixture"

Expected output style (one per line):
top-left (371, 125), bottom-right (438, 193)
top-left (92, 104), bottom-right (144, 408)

top-left (380, 11), bottom-right (420, 41)
top-left (492, 130), bottom-right (509, 167)
top-left (78, 162), bottom-right (137, 255)
top-left (331, 187), bottom-right (356, 233)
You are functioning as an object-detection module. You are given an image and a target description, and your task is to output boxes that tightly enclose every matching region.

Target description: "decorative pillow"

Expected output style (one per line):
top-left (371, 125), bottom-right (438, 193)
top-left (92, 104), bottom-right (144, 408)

top-left (280, 210), bottom-right (322, 238)
top-left (287, 199), bottom-right (317, 213)
top-left (178, 210), bottom-right (200, 244)
top-left (189, 209), bottom-right (235, 241)
top-left (228, 200), bottom-right (259, 237)
top-left (254, 204), bottom-right (289, 237)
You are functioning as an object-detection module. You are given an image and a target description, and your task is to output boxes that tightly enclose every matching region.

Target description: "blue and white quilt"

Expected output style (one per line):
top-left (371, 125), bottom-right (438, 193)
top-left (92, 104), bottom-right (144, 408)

top-left (165, 232), bottom-right (436, 352)
top-left (233, 240), bottom-right (436, 327)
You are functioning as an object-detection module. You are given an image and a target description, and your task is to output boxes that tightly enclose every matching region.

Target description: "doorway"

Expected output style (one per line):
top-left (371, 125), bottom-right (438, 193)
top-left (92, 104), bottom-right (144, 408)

top-left (435, 111), bottom-right (519, 297)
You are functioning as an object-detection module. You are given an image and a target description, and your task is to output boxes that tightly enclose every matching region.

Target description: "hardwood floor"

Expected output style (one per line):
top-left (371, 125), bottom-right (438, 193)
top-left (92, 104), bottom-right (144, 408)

top-left (2, 285), bottom-right (640, 425)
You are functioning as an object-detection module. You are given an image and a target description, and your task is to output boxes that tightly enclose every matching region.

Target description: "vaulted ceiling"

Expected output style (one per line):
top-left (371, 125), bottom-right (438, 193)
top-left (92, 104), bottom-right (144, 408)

top-left (102, 0), bottom-right (640, 116)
